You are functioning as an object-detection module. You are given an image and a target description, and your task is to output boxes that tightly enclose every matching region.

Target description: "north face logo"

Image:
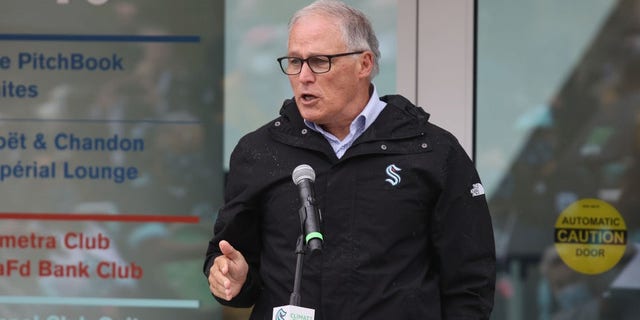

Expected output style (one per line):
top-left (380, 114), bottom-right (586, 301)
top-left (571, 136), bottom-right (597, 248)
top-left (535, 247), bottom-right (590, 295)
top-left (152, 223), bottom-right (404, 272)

top-left (470, 183), bottom-right (485, 197)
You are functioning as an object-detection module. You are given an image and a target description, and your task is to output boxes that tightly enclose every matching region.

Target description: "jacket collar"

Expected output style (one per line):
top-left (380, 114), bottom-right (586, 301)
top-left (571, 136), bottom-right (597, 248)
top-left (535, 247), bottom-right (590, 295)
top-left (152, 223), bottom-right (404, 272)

top-left (276, 95), bottom-right (429, 134)
top-left (361, 94), bottom-right (430, 141)
top-left (269, 95), bottom-right (432, 157)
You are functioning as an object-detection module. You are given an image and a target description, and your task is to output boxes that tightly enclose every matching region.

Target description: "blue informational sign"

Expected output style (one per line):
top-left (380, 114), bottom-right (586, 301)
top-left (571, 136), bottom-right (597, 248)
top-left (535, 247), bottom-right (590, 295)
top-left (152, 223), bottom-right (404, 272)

top-left (0, 1), bottom-right (223, 318)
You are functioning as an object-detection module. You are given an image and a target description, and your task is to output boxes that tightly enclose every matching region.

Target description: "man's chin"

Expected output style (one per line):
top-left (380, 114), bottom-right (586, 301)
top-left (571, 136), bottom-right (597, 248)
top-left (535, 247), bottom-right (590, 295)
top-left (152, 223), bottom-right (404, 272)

top-left (297, 107), bottom-right (323, 123)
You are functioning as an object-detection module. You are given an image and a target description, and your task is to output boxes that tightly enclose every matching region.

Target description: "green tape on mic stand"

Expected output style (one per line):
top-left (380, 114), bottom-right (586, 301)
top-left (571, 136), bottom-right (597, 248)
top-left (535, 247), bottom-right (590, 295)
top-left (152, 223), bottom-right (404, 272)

top-left (305, 232), bottom-right (323, 244)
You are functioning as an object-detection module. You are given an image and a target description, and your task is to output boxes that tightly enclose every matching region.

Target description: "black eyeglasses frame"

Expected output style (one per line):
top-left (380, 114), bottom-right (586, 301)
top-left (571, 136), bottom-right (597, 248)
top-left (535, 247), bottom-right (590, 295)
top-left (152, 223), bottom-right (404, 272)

top-left (276, 51), bottom-right (365, 75)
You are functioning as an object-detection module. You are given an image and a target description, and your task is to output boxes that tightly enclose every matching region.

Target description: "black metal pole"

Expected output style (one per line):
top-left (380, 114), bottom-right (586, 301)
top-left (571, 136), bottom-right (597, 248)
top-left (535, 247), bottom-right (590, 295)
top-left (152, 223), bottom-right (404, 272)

top-left (289, 234), bottom-right (305, 306)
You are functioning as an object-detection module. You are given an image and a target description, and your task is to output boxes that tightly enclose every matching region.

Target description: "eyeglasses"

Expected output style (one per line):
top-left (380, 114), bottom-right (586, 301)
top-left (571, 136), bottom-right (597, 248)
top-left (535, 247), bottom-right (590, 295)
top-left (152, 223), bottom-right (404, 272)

top-left (277, 51), bottom-right (364, 75)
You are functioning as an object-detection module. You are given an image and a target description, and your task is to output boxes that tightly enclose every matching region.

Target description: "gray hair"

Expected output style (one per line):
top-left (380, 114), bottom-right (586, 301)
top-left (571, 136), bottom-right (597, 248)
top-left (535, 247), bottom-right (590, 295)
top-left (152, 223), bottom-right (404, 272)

top-left (289, 0), bottom-right (381, 78)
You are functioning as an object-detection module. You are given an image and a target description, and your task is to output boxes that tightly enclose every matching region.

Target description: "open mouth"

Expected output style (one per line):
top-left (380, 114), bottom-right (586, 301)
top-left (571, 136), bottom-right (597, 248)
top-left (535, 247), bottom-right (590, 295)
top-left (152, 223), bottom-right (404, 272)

top-left (301, 94), bottom-right (317, 102)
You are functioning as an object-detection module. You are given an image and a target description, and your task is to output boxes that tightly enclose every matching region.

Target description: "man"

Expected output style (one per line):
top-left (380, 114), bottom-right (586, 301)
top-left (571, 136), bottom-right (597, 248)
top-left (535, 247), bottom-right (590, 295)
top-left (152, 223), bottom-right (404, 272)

top-left (204, 1), bottom-right (496, 319)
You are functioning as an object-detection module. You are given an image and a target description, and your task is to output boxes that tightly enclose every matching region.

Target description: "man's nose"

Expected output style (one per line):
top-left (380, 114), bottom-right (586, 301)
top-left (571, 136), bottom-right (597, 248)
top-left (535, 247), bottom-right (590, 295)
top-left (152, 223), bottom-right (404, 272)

top-left (297, 62), bottom-right (316, 81)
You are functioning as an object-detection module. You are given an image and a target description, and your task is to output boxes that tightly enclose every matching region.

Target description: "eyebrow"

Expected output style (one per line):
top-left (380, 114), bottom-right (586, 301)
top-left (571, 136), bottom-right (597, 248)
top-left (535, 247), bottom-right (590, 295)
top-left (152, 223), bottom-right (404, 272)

top-left (286, 52), bottom-right (321, 57)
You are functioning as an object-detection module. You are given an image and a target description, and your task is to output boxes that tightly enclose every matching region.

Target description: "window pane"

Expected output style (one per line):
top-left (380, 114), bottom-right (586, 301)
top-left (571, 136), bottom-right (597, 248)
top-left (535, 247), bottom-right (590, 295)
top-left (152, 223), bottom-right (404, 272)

top-left (477, 0), bottom-right (640, 319)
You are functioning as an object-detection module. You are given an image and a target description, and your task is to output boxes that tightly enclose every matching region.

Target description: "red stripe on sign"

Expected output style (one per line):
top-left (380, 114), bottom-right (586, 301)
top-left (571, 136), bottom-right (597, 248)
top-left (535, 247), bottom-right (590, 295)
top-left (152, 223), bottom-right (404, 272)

top-left (0, 212), bottom-right (199, 224)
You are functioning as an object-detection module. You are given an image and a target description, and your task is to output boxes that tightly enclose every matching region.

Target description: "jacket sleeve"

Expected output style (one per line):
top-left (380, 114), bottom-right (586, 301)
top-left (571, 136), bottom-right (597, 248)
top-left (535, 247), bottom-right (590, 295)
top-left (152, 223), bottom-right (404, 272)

top-left (202, 137), bottom-right (264, 307)
top-left (431, 142), bottom-right (496, 319)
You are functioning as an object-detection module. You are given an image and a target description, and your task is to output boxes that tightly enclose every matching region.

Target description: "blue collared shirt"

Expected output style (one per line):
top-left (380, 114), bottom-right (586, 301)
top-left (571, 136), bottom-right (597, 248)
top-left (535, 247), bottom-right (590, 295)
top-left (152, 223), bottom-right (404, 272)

top-left (304, 85), bottom-right (387, 158)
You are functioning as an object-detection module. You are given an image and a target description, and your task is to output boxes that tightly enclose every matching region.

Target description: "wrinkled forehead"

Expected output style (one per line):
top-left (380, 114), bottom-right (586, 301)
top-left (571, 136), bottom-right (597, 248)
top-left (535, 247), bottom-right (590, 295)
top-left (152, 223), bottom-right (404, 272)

top-left (288, 14), bottom-right (346, 55)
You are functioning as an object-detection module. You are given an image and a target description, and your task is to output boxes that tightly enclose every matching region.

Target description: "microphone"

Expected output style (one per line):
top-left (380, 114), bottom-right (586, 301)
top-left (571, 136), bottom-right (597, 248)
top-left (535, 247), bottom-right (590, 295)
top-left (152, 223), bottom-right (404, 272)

top-left (292, 164), bottom-right (323, 252)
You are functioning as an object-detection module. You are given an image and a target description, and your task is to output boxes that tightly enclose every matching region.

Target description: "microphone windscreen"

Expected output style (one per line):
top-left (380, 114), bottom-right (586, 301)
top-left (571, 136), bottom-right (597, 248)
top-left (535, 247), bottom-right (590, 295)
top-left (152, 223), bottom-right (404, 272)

top-left (292, 164), bottom-right (315, 184)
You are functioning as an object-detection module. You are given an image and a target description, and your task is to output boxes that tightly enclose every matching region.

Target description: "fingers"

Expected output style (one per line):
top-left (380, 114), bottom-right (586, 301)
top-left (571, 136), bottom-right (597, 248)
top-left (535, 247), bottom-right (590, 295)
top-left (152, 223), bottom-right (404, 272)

top-left (208, 240), bottom-right (248, 301)
top-left (209, 256), bottom-right (233, 300)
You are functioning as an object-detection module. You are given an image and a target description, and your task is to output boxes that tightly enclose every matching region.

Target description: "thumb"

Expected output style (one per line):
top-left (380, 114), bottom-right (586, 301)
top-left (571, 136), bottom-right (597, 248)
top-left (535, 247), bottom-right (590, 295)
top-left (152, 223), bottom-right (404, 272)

top-left (219, 240), bottom-right (242, 261)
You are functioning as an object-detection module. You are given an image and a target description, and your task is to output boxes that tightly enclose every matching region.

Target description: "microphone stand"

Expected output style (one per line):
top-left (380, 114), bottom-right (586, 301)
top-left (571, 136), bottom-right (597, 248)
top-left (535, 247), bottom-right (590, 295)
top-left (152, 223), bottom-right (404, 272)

top-left (277, 234), bottom-right (315, 319)
top-left (289, 234), bottom-right (305, 306)
top-left (288, 180), bottom-right (321, 308)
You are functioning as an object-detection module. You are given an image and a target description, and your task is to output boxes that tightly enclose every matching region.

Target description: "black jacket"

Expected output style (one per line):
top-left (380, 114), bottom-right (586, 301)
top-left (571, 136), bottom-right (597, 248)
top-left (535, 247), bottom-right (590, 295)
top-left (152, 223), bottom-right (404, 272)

top-left (204, 95), bottom-right (496, 319)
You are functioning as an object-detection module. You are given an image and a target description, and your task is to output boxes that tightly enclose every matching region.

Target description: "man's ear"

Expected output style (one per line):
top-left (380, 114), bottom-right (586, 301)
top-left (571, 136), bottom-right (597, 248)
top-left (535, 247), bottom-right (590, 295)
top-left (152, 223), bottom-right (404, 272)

top-left (358, 51), bottom-right (374, 78)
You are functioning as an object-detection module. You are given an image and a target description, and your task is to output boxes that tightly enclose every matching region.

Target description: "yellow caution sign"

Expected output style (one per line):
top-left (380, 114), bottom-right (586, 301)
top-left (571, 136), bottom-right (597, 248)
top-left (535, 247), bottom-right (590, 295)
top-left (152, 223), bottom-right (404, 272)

top-left (554, 198), bottom-right (627, 274)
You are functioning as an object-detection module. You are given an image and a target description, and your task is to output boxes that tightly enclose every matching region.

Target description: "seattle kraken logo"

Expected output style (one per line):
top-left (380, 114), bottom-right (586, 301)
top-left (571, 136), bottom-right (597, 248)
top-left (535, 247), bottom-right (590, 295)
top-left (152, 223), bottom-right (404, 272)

top-left (385, 164), bottom-right (402, 186)
top-left (275, 308), bottom-right (287, 320)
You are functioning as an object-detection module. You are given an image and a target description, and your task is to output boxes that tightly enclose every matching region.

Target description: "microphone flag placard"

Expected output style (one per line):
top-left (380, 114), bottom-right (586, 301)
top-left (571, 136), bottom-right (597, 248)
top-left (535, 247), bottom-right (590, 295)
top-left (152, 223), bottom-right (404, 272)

top-left (273, 305), bottom-right (315, 320)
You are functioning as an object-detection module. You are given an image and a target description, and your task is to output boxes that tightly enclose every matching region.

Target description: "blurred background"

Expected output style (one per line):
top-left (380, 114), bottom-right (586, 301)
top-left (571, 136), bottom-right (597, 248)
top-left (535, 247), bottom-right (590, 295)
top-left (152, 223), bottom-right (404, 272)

top-left (478, 0), bottom-right (640, 319)
top-left (2, 0), bottom-right (640, 319)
